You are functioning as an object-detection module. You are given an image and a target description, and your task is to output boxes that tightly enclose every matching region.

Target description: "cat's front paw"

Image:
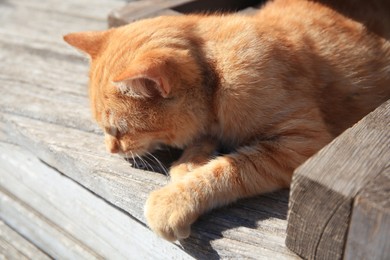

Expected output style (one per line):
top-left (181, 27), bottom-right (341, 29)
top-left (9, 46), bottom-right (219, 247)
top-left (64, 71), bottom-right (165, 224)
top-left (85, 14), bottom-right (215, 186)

top-left (169, 163), bottom-right (192, 182)
top-left (144, 184), bottom-right (198, 241)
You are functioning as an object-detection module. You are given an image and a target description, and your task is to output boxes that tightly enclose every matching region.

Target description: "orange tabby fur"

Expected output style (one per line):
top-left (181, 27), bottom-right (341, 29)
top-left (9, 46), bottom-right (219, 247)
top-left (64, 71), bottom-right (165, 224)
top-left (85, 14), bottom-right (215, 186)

top-left (64, 0), bottom-right (390, 241)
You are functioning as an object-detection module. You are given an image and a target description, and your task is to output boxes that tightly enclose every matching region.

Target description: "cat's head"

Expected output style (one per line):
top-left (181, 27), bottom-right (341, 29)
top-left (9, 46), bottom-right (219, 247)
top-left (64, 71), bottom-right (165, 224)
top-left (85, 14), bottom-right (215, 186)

top-left (64, 17), bottom-right (211, 156)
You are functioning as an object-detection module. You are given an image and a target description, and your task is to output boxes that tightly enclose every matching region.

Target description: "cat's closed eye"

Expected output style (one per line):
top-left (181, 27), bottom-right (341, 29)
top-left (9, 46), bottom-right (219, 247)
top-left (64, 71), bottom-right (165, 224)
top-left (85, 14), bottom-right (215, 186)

top-left (104, 126), bottom-right (118, 137)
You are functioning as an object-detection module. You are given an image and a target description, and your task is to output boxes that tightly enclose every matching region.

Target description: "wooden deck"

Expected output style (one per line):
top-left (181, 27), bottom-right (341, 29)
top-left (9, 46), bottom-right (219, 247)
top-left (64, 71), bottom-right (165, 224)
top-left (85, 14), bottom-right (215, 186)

top-left (0, 0), bottom-right (297, 258)
top-left (1, 0), bottom-right (389, 259)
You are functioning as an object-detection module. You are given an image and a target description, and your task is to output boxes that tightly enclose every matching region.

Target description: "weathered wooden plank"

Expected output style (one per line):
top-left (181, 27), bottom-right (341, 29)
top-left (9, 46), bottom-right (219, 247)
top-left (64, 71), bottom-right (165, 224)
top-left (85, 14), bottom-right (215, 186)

top-left (0, 142), bottom-right (192, 259)
top-left (108, 0), bottom-right (187, 27)
top-left (108, 0), bottom-right (264, 28)
top-left (0, 113), bottom-right (298, 259)
top-left (0, 220), bottom-right (50, 260)
top-left (344, 167), bottom-right (390, 260)
top-left (0, 112), bottom-right (161, 222)
top-left (0, 118), bottom-right (8, 143)
top-left (171, 0), bottom-right (264, 14)
top-left (0, 0), bottom-right (124, 42)
top-left (0, 25), bottom-right (98, 133)
top-left (0, 188), bottom-right (100, 259)
top-left (286, 100), bottom-right (390, 259)
top-left (0, 0), bottom-right (121, 134)
top-left (0, 0), bottom-right (298, 258)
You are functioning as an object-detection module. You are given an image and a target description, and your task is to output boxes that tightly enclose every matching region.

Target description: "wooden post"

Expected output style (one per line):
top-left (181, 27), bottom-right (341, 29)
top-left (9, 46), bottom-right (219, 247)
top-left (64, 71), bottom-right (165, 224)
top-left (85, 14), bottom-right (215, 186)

top-left (344, 167), bottom-right (390, 260)
top-left (286, 100), bottom-right (390, 259)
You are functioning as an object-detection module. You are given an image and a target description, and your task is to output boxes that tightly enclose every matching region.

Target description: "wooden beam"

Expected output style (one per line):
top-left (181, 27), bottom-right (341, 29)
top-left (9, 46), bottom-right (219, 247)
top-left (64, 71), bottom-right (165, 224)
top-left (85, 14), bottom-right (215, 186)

top-left (0, 188), bottom-right (100, 259)
top-left (0, 142), bottom-right (192, 259)
top-left (286, 100), bottom-right (390, 259)
top-left (0, 114), bottom-right (297, 258)
top-left (107, 0), bottom-right (264, 28)
top-left (344, 167), bottom-right (390, 260)
top-left (0, 220), bottom-right (50, 260)
top-left (108, 0), bottom-right (190, 28)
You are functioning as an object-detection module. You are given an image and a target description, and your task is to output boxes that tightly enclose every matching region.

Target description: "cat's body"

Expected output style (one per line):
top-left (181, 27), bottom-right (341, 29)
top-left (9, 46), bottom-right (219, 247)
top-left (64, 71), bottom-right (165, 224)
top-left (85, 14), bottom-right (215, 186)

top-left (64, 0), bottom-right (390, 241)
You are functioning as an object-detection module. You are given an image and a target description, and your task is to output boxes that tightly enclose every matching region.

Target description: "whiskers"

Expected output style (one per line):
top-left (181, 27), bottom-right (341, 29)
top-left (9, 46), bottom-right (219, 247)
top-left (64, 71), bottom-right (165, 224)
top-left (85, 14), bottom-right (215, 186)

top-left (125, 151), bottom-right (169, 176)
top-left (146, 152), bottom-right (169, 176)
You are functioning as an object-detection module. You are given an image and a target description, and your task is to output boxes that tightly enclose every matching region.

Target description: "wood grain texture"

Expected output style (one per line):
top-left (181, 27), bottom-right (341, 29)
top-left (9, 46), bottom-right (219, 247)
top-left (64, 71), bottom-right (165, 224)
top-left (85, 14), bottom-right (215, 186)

top-left (1, 113), bottom-right (165, 222)
top-left (0, 188), bottom-right (100, 259)
top-left (0, 142), bottom-right (192, 259)
top-left (0, 220), bottom-right (50, 260)
top-left (286, 100), bottom-right (390, 260)
top-left (0, 0), bottom-right (298, 258)
top-left (1, 114), bottom-right (298, 259)
top-left (108, 0), bottom-right (186, 27)
top-left (107, 0), bottom-right (264, 28)
top-left (344, 167), bottom-right (390, 260)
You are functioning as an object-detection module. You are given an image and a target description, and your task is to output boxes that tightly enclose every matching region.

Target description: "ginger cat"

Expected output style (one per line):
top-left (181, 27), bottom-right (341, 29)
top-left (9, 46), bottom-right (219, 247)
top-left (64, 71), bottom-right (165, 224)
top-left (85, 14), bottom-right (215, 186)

top-left (64, 0), bottom-right (390, 241)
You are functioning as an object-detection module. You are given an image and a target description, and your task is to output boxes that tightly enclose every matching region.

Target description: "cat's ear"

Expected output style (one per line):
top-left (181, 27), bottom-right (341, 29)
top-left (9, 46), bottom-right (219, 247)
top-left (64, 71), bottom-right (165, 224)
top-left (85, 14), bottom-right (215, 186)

top-left (112, 53), bottom-right (173, 98)
top-left (112, 74), bottom-right (168, 99)
top-left (63, 30), bottom-right (109, 58)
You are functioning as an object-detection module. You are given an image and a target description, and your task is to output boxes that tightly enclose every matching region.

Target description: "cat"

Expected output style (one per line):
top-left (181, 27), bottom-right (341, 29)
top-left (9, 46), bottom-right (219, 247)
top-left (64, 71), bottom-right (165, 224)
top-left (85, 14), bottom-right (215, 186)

top-left (64, 0), bottom-right (390, 241)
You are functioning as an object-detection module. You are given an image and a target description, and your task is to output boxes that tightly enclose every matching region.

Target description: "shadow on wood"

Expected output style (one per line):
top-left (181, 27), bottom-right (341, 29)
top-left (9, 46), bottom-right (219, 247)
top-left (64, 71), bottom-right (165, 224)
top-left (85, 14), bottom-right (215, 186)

top-left (181, 189), bottom-right (291, 259)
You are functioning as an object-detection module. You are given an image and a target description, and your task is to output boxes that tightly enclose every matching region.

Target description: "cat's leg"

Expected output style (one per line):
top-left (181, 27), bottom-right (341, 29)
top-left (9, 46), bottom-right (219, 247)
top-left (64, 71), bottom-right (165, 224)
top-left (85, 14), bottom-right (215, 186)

top-left (169, 137), bottom-right (218, 182)
top-left (145, 126), bottom-right (332, 241)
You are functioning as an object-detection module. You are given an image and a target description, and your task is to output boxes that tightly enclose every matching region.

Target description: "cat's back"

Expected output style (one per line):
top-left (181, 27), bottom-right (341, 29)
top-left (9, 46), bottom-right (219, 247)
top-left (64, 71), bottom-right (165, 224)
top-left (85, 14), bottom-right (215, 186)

top-left (194, 0), bottom-right (390, 136)
top-left (255, 0), bottom-right (390, 134)
top-left (196, 0), bottom-right (390, 87)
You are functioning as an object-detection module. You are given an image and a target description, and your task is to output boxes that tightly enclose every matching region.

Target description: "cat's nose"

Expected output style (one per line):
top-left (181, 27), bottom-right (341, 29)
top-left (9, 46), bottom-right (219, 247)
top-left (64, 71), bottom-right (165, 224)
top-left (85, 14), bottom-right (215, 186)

top-left (105, 134), bottom-right (120, 153)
